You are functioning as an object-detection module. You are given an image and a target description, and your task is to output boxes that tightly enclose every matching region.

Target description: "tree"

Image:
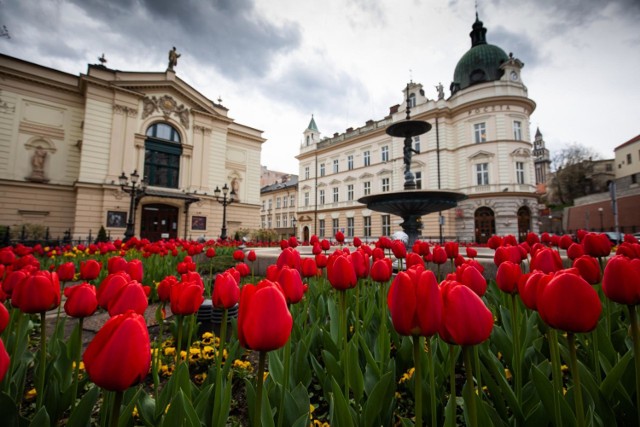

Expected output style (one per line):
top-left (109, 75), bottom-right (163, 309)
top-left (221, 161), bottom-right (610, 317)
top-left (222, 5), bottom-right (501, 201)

top-left (548, 143), bottom-right (600, 205)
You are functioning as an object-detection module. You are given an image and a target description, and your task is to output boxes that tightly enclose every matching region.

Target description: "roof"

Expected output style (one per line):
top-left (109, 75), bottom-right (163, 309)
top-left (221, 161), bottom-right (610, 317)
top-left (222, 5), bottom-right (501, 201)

top-left (614, 134), bottom-right (640, 151)
top-left (260, 175), bottom-right (299, 194)
top-left (306, 115), bottom-right (319, 132)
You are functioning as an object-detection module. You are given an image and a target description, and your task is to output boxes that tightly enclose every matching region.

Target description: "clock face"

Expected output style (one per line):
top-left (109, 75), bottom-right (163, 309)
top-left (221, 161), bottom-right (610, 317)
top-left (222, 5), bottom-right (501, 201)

top-left (510, 71), bottom-right (518, 81)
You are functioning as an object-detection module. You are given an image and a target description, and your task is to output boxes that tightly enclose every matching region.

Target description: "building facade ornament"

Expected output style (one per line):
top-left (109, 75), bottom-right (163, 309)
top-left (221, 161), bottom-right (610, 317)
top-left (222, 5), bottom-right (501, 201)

top-left (113, 104), bottom-right (138, 117)
top-left (142, 95), bottom-right (190, 129)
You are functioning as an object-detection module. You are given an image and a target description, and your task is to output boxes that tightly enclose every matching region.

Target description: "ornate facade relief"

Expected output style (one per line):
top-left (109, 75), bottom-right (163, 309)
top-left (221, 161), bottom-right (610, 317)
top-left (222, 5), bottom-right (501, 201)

top-left (141, 95), bottom-right (190, 129)
top-left (113, 104), bottom-right (138, 117)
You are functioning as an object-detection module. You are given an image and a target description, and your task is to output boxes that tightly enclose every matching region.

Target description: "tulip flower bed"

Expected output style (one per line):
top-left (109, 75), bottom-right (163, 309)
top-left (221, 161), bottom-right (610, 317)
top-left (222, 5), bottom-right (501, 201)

top-left (0, 230), bottom-right (640, 427)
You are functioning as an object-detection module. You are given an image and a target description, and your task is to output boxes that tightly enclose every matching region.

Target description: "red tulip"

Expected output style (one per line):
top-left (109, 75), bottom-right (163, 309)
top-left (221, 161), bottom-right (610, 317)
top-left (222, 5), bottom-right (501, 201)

top-left (351, 250), bottom-right (370, 279)
top-left (388, 269), bottom-right (442, 336)
top-left (444, 242), bottom-right (459, 259)
top-left (487, 235), bottom-right (503, 250)
top-left (496, 261), bottom-right (522, 294)
top-left (335, 231), bottom-right (345, 244)
top-left (212, 272), bottom-right (240, 309)
top-left (107, 256), bottom-right (128, 274)
top-left (582, 233), bottom-right (611, 258)
top-left (57, 262), bottom-right (76, 282)
top-left (616, 243), bottom-right (640, 259)
top-left (107, 280), bottom-right (150, 316)
top-left (0, 338), bottom-right (9, 382)
top-left (538, 271), bottom-right (601, 333)
top-left (315, 254), bottom-right (328, 269)
top-left (320, 239), bottom-right (331, 251)
top-left (126, 259), bottom-right (144, 283)
top-left (602, 255), bottom-right (640, 305)
top-left (156, 275), bottom-right (178, 302)
top-left (238, 280), bottom-right (292, 351)
top-left (392, 240), bottom-right (407, 259)
top-left (566, 243), bottom-right (585, 261)
top-left (572, 255), bottom-right (601, 285)
top-left (12, 271), bottom-right (60, 313)
top-left (170, 279), bottom-right (204, 315)
top-left (530, 248), bottom-right (564, 273)
top-left (177, 256), bottom-right (196, 274)
top-left (247, 250), bottom-right (257, 262)
top-left (288, 236), bottom-right (299, 248)
top-left (432, 246), bottom-right (447, 265)
top-left (494, 245), bottom-right (523, 266)
top-left (180, 271), bottom-right (204, 290)
top-left (456, 263), bottom-right (487, 296)
top-left (266, 264), bottom-right (279, 281)
top-left (64, 283), bottom-right (98, 318)
top-left (518, 271), bottom-right (551, 311)
top-left (371, 258), bottom-right (392, 283)
top-left (0, 303), bottom-right (9, 334)
top-left (0, 248), bottom-right (16, 266)
top-left (353, 237), bottom-right (362, 247)
top-left (80, 260), bottom-right (102, 280)
top-left (233, 249), bottom-right (245, 262)
top-left (406, 252), bottom-right (425, 269)
top-left (327, 254), bottom-right (357, 290)
top-left (2, 268), bottom-right (32, 297)
top-left (278, 266), bottom-right (306, 304)
top-left (312, 243), bottom-right (322, 256)
top-left (97, 272), bottom-right (132, 309)
top-left (83, 310), bottom-right (150, 391)
top-left (235, 262), bottom-right (250, 277)
top-left (276, 247), bottom-right (302, 272)
top-left (206, 247), bottom-right (216, 258)
top-left (301, 258), bottom-right (319, 278)
top-left (439, 281), bottom-right (493, 345)
top-left (466, 247), bottom-right (478, 258)
top-left (559, 235), bottom-right (574, 250)
top-left (526, 232), bottom-right (541, 246)
top-left (503, 235), bottom-right (518, 246)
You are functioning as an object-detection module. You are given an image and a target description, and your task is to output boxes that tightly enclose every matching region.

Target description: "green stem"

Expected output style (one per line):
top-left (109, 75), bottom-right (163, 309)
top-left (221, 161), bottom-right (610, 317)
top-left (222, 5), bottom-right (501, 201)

top-left (567, 333), bottom-right (585, 427)
top-left (510, 293), bottom-right (522, 402)
top-left (176, 315), bottom-right (184, 367)
top-left (412, 336), bottom-right (423, 427)
top-left (473, 346), bottom-right (482, 398)
top-left (427, 338), bottom-right (437, 427)
top-left (340, 290), bottom-right (350, 399)
top-left (463, 346), bottom-right (478, 427)
top-left (379, 281), bottom-right (387, 372)
top-left (628, 305), bottom-right (640, 426)
top-left (255, 351), bottom-right (267, 427)
top-left (36, 311), bottom-right (47, 409)
top-left (277, 333), bottom-right (291, 427)
top-left (591, 329), bottom-right (601, 385)
top-left (110, 390), bottom-right (124, 427)
top-left (548, 328), bottom-right (563, 427)
top-left (71, 317), bottom-right (84, 410)
top-left (355, 283), bottom-right (360, 339)
top-left (448, 345), bottom-right (457, 424)
top-left (3, 308), bottom-right (24, 395)
top-left (217, 309), bottom-right (228, 376)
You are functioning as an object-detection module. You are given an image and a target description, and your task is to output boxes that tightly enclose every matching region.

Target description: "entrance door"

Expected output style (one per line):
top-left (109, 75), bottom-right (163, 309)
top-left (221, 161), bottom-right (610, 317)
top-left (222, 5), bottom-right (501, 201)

top-left (474, 207), bottom-right (495, 244)
top-left (303, 226), bottom-right (310, 243)
top-left (517, 206), bottom-right (531, 242)
top-left (141, 204), bottom-right (179, 241)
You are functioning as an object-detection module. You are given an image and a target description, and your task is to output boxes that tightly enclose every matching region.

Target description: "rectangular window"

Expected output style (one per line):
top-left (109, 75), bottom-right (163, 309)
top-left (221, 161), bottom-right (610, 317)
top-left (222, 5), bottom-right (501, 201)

top-left (282, 215), bottom-right (288, 227)
top-left (282, 197), bottom-right (287, 208)
top-left (290, 195), bottom-right (295, 207)
top-left (476, 163), bottom-right (489, 185)
top-left (333, 187), bottom-right (339, 203)
top-left (144, 144), bottom-right (181, 188)
top-left (304, 192), bottom-right (309, 207)
top-left (363, 216), bottom-right (371, 237)
top-left (332, 218), bottom-right (340, 236)
top-left (513, 121), bottom-right (522, 141)
top-left (276, 214), bottom-right (281, 228)
top-left (363, 151), bottom-right (371, 166)
top-left (268, 199), bottom-right (272, 210)
top-left (304, 166), bottom-right (310, 180)
top-left (319, 219), bottom-right (325, 237)
top-left (474, 123), bottom-right (487, 143)
top-left (320, 163), bottom-right (325, 177)
top-left (381, 146), bottom-right (389, 162)
top-left (347, 184), bottom-right (354, 201)
top-left (276, 197), bottom-right (281, 209)
top-left (333, 159), bottom-right (339, 173)
top-left (364, 181), bottom-right (371, 195)
top-left (516, 161), bottom-right (525, 184)
top-left (382, 215), bottom-right (391, 236)
top-left (319, 189), bottom-right (325, 205)
top-left (413, 136), bottom-right (421, 152)
top-left (382, 177), bottom-right (390, 192)
top-left (267, 215), bottom-right (272, 228)
top-left (415, 171), bottom-right (422, 189)
top-left (347, 155), bottom-right (354, 170)
top-left (627, 153), bottom-right (633, 164)
top-left (347, 217), bottom-right (354, 237)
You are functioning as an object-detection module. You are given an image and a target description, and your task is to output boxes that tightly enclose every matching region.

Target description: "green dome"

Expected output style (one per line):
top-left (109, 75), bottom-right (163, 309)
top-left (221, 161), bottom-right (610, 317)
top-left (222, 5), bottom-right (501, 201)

top-left (450, 15), bottom-right (508, 95)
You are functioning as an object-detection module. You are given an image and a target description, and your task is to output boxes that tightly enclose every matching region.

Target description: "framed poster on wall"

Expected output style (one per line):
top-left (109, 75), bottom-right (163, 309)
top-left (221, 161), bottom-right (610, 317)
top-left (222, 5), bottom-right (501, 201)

top-left (107, 211), bottom-right (127, 228)
top-left (191, 215), bottom-right (206, 230)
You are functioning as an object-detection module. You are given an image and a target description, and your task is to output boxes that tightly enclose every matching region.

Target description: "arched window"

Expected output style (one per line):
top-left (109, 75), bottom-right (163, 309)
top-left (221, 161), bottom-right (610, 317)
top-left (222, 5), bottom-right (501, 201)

top-left (408, 93), bottom-right (416, 108)
top-left (144, 123), bottom-right (182, 188)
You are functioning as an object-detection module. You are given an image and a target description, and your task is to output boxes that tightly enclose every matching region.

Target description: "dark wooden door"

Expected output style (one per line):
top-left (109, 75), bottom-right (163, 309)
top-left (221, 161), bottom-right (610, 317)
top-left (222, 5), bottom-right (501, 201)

top-left (517, 206), bottom-right (531, 242)
top-left (140, 204), bottom-right (179, 241)
top-left (474, 207), bottom-right (495, 244)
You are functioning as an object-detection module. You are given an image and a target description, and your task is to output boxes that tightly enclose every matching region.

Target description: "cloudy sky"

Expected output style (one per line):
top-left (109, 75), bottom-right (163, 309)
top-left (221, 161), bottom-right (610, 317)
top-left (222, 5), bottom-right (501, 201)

top-left (2, 0), bottom-right (639, 175)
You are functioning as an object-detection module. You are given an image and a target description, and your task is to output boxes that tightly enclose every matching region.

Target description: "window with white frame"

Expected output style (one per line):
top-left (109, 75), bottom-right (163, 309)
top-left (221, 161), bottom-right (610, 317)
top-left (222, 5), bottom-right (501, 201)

top-left (516, 161), bottom-right (525, 184)
top-left (304, 166), bottom-right (310, 180)
top-left (347, 217), bottom-right (354, 237)
top-left (363, 181), bottom-right (371, 195)
top-left (415, 171), bottom-right (422, 189)
top-left (347, 184), bottom-right (354, 201)
top-left (319, 189), bottom-right (325, 205)
top-left (408, 93), bottom-right (416, 108)
top-left (283, 197), bottom-right (288, 208)
top-left (319, 219), bottom-right (325, 237)
top-left (513, 121), bottom-right (522, 141)
top-left (276, 214), bottom-right (281, 228)
top-left (267, 215), bottom-right (272, 228)
top-left (332, 187), bottom-right (339, 203)
top-left (381, 146), bottom-right (389, 162)
top-left (476, 163), bottom-right (489, 185)
top-left (333, 159), bottom-right (339, 173)
top-left (382, 215), bottom-right (391, 236)
top-left (363, 151), bottom-right (371, 166)
top-left (276, 197), bottom-right (281, 208)
top-left (413, 136), bottom-right (421, 152)
top-left (268, 199), bottom-right (272, 210)
top-left (474, 123), bottom-right (487, 143)
top-left (347, 155), bottom-right (354, 170)
top-left (304, 192), bottom-right (309, 207)
top-left (332, 218), bottom-right (340, 235)
top-left (290, 195), bottom-right (295, 207)
top-left (363, 216), bottom-right (371, 237)
top-left (320, 163), bottom-right (325, 177)
top-left (282, 215), bottom-right (288, 227)
top-left (382, 177), bottom-right (390, 192)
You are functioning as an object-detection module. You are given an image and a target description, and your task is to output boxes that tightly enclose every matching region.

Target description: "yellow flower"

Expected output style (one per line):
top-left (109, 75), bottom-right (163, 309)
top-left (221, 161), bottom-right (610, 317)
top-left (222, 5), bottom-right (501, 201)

top-left (504, 368), bottom-right (512, 380)
top-left (263, 371), bottom-right (269, 382)
top-left (71, 361), bottom-right (85, 371)
top-left (161, 365), bottom-right (174, 377)
top-left (310, 404), bottom-right (315, 414)
top-left (132, 406), bottom-right (139, 418)
top-left (194, 373), bottom-right (207, 385)
top-left (202, 346), bottom-right (215, 360)
top-left (399, 367), bottom-right (415, 384)
top-left (180, 350), bottom-right (187, 361)
top-left (25, 388), bottom-right (37, 400)
top-left (164, 347), bottom-right (176, 356)
top-left (162, 339), bottom-right (174, 348)
top-left (395, 392), bottom-right (402, 399)
top-left (561, 364), bottom-right (569, 373)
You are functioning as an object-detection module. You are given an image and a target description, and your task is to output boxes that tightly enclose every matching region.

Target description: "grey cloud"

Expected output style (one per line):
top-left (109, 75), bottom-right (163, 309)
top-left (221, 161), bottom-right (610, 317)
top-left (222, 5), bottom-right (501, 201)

top-left (489, 27), bottom-right (541, 68)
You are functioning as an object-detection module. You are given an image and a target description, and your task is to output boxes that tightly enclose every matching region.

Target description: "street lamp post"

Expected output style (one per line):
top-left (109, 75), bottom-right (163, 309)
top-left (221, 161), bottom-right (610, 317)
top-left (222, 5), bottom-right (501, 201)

top-left (214, 183), bottom-right (235, 240)
top-left (598, 207), bottom-right (604, 231)
top-left (119, 170), bottom-right (147, 242)
top-left (291, 217), bottom-right (297, 238)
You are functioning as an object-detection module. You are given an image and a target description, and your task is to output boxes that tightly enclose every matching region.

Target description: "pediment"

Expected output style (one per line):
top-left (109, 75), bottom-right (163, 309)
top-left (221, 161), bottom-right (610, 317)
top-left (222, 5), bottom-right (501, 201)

top-left (344, 175), bottom-right (357, 182)
top-left (359, 172), bottom-right (374, 179)
top-left (468, 150), bottom-right (495, 160)
top-left (376, 168), bottom-right (392, 176)
top-left (510, 148), bottom-right (531, 157)
top-left (329, 179), bottom-right (341, 185)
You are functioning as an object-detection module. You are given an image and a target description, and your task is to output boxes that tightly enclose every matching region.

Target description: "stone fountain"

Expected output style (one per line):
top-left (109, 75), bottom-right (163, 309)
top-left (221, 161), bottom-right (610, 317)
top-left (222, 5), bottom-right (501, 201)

top-left (358, 85), bottom-right (467, 249)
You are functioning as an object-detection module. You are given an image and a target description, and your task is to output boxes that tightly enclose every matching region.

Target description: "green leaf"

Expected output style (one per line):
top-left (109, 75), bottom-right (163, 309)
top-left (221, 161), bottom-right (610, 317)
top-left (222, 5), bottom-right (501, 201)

top-left (284, 383), bottom-right (310, 427)
top-left (66, 386), bottom-right (100, 427)
top-left (347, 340), bottom-right (364, 403)
top-left (268, 349), bottom-right (284, 385)
top-left (600, 349), bottom-right (633, 396)
top-left (118, 387), bottom-right (142, 427)
top-left (28, 406), bottom-right (50, 427)
top-left (363, 371), bottom-right (394, 427)
top-left (136, 391), bottom-right (158, 427)
top-left (330, 378), bottom-right (355, 427)
top-left (162, 390), bottom-right (200, 427)
top-left (530, 362), bottom-right (575, 427)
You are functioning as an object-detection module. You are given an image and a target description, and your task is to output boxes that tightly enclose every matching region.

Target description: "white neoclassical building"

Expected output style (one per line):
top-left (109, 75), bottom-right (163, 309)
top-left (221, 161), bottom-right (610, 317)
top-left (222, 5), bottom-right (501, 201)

top-left (295, 15), bottom-right (541, 243)
top-left (0, 52), bottom-right (264, 242)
